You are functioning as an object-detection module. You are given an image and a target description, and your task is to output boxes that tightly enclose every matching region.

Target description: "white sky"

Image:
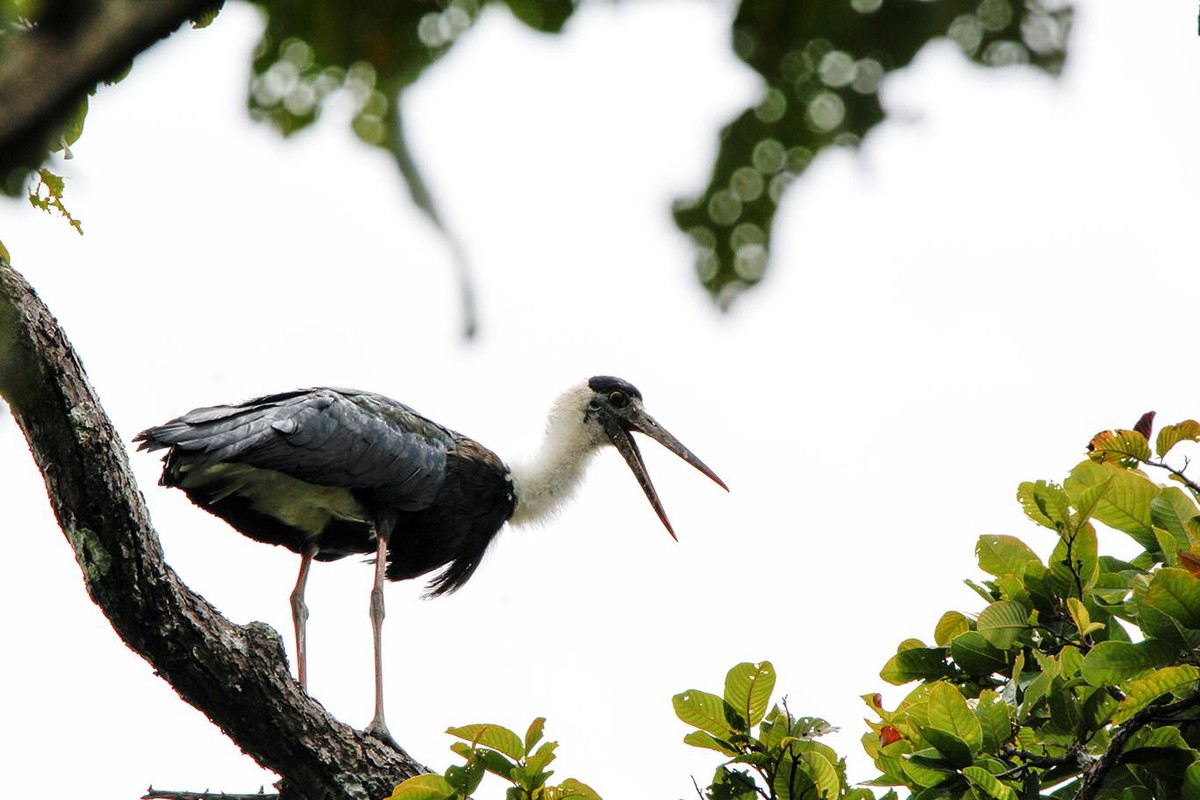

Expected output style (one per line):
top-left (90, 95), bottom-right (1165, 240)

top-left (2, 2), bottom-right (1198, 798)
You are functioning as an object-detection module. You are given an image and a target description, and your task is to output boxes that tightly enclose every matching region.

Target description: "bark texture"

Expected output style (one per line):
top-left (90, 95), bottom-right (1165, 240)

top-left (0, 260), bottom-right (427, 800)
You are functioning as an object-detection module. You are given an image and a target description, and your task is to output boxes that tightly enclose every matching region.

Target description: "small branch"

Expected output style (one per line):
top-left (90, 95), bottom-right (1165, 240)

top-left (386, 98), bottom-right (478, 340)
top-left (1146, 457), bottom-right (1200, 498)
top-left (0, 259), bottom-right (425, 800)
top-left (1075, 691), bottom-right (1200, 800)
top-left (996, 744), bottom-right (1090, 779)
top-left (144, 789), bottom-right (277, 800)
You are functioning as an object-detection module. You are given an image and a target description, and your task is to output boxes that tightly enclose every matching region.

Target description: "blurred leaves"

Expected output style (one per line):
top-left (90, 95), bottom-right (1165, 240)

top-left (674, 0), bottom-right (1072, 308)
top-left (2, 0), bottom-right (1077, 322)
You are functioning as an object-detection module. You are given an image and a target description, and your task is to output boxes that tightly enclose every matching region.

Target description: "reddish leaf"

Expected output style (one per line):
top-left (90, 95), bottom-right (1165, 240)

top-left (880, 725), bottom-right (902, 746)
top-left (1134, 411), bottom-right (1156, 440)
top-left (1179, 550), bottom-right (1200, 577)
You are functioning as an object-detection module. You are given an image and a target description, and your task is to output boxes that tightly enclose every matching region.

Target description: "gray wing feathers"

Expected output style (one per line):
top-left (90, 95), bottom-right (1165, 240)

top-left (136, 388), bottom-right (453, 511)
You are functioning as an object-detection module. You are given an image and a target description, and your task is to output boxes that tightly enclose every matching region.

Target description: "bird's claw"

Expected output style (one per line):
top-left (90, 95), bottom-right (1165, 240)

top-left (365, 719), bottom-right (404, 753)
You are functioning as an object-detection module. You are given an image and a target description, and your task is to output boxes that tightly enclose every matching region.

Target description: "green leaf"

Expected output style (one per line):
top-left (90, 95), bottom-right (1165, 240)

top-left (1143, 568), bottom-right (1200, 628)
top-left (977, 535), bottom-right (1040, 579)
top-left (387, 774), bottom-right (458, 800)
top-left (934, 611), bottom-right (971, 646)
top-left (708, 766), bottom-right (759, 800)
top-left (683, 730), bottom-right (739, 755)
top-left (1082, 639), bottom-right (1178, 686)
top-left (524, 717), bottom-right (546, 753)
top-left (950, 631), bottom-right (1009, 678)
top-left (962, 765), bottom-right (1018, 800)
top-left (445, 724), bottom-right (525, 759)
top-left (474, 749), bottom-right (516, 779)
top-left (1065, 461), bottom-right (1159, 550)
top-left (880, 647), bottom-right (951, 685)
top-left (551, 777), bottom-right (603, 800)
top-left (802, 751), bottom-right (841, 799)
top-left (927, 683), bottom-right (983, 752)
top-left (1182, 759), bottom-right (1200, 800)
top-left (1067, 597), bottom-right (1105, 637)
top-left (673, 689), bottom-right (734, 736)
top-left (1151, 488), bottom-right (1200, 548)
top-left (1137, 604), bottom-right (1200, 652)
top-left (773, 757), bottom-right (820, 800)
top-left (525, 740), bottom-right (558, 779)
top-left (1049, 525), bottom-right (1099, 596)
top-left (1016, 481), bottom-right (1071, 531)
top-left (900, 749), bottom-right (956, 788)
top-left (723, 661), bottom-right (775, 730)
top-left (444, 761), bottom-right (484, 796)
top-left (1122, 724), bottom-right (1190, 755)
top-left (1157, 421), bottom-right (1200, 458)
top-left (973, 690), bottom-right (1012, 753)
top-left (1113, 664), bottom-right (1200, 724)
top-left (921, 727), bottom-right (973, 768)
top-left (502, 0), bottom-right (575, 32)
top-left (976, 600), bottom-right (1029, 650)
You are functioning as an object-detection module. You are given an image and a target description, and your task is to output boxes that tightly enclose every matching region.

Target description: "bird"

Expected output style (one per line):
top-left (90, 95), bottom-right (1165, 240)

top-left (134, 375), bottom-right (726, 742)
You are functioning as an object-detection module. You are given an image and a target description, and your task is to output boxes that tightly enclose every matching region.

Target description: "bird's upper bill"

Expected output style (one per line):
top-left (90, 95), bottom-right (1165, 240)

top-left (587, 376), bottom-right (728, 540)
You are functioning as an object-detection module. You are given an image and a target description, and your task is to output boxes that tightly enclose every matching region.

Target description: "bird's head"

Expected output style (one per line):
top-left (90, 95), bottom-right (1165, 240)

top-left (581, 375), bottom-right (728, 540)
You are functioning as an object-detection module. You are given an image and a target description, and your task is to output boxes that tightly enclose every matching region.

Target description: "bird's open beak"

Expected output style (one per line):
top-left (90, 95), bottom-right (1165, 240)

top-left (602, 408), bottom-right (728, 541)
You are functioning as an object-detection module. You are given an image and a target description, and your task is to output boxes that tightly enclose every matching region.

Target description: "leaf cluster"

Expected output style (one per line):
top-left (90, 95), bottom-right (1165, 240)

top-left (674, 661), bottom-right (872, 800)
top-left (866, 415), bottom-right (1200, 799)
top-left (388, 717), bottom-right (601, 800)
top-left (389, 415), bottom-right (1200, 800)
top-left (28, 168), bottom-right (83, 235)
top-left (674, 0), bottom-right (1072, 308)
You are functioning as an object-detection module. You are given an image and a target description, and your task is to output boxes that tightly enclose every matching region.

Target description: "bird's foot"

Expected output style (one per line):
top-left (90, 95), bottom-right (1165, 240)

top-left (365, 718), bottom-right (402, 752)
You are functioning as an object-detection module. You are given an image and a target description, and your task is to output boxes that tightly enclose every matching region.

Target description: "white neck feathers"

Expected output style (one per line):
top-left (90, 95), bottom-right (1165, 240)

top-left (508, 383), bottom-right (607, 526)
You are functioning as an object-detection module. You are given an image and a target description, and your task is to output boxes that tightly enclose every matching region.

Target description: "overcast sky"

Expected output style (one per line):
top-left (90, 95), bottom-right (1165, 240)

top-left (3, 2), bottom-right (1199, 798)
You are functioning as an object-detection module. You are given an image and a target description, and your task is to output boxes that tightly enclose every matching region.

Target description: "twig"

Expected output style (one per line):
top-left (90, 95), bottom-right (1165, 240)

top-left (144, 789), bottom-right (277, 800)
top-left (1146, 457), bottom-right (1200, 497)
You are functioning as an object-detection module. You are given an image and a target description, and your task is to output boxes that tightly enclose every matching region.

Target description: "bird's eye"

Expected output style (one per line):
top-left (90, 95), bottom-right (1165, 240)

top-left (608, 391), bottom-right (628, 408)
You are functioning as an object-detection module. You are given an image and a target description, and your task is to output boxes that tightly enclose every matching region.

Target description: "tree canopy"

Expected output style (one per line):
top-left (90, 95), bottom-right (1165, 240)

top-left (0, 0), bottom-right (1070, 327)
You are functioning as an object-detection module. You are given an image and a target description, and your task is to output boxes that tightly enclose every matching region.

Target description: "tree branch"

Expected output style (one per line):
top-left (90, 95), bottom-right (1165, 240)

top-left (0, 0), bottom-right (223, 176)
top-left (145, 790), bottom-right (277, 800)
top-left (0, 259), bottom-right (426, 800)
top-left (1074, 691), bottom-right (1200, 800)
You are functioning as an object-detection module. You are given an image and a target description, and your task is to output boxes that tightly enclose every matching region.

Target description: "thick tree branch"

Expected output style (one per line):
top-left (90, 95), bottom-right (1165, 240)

top-left (0, 0), bottom-right (222, 176)
top-left (0, 259), bottom-right (426, 800)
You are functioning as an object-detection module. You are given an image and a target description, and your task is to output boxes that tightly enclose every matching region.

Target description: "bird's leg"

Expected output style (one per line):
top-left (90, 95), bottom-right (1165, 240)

top-left (289, 544), bottom-right (318, 689)
top-left (364, 528), bottom-right (394, 744)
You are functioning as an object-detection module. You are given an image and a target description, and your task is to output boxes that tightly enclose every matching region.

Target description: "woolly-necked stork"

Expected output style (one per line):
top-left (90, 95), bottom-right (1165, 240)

top-left (135, 375), bottom-right (726, 741)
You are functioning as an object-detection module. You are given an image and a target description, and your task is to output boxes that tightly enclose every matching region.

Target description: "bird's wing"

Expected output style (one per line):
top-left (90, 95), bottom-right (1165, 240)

top-left (135, 388), bottom-right (454, 511)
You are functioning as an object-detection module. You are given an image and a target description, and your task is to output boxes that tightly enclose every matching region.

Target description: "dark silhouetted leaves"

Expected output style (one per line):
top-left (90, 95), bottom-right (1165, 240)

top-left (674, 0), bottom-right (1071, 308)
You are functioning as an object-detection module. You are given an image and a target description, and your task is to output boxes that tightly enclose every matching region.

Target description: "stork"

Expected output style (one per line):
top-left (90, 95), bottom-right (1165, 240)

top-left (135, 376), bottom-right (726, 742)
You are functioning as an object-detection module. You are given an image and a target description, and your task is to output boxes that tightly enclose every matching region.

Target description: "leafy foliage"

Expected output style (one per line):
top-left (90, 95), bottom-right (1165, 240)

top-left (673, 0), bottom-right (1072, 308)
top-left (387, 717), bottom-right (601, 800)
top-left (675, 661), bottom-right (874, 800)
top-left (864, 412), bottom-right (1200, 799)
top-left (1, 0), bottom-right (1077, 312)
